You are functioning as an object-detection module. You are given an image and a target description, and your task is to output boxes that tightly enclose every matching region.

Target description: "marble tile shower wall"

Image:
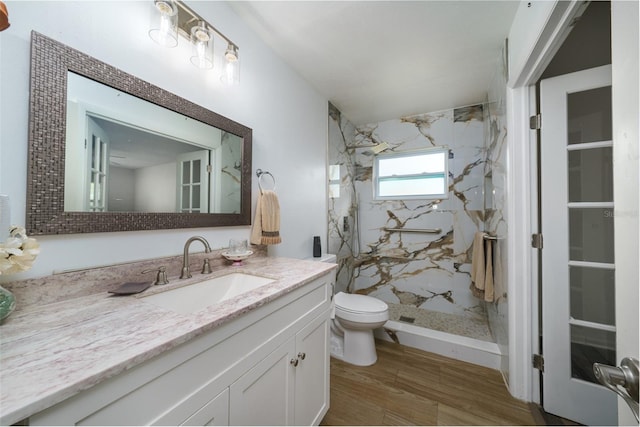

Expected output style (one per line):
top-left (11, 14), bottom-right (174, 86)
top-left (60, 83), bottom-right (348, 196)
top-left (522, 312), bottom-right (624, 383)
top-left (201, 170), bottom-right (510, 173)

top-left (328, 103), bottom-right (358, 294)
top-left (328, 102), bottom-right (490, 324)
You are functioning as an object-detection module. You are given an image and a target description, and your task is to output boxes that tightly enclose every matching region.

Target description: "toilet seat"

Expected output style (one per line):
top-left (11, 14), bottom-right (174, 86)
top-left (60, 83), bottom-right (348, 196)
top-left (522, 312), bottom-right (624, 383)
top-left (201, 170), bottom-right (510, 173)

top-left (334, 292), bottom-right (388, 314)
top-left (334, 292), bottom-right (389, 323)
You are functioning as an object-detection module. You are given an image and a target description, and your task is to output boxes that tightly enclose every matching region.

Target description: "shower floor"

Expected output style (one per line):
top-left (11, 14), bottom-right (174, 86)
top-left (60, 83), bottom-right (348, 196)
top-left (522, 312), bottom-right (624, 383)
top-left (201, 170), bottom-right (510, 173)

top-left (387, 303), bottom-right (493, 342)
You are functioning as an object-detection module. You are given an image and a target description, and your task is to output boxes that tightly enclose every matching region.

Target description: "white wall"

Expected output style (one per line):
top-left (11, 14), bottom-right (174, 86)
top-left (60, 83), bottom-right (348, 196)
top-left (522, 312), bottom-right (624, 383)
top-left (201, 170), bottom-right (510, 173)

top-left (0, 0), bottom-right (328, 280)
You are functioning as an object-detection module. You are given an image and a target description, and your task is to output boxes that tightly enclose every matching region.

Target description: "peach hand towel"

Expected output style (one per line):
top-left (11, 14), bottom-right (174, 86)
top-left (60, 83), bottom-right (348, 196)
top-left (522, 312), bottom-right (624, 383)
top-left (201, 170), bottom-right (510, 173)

top-left (470, 231), bottom-right (495, 301)
top-left (250, 190), bottom-right (282, 245)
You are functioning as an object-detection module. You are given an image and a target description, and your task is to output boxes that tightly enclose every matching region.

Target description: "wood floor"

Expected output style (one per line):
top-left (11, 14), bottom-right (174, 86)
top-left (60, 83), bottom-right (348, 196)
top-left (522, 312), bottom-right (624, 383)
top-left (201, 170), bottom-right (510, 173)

top-left (320, 340), bottom-right (538, 426)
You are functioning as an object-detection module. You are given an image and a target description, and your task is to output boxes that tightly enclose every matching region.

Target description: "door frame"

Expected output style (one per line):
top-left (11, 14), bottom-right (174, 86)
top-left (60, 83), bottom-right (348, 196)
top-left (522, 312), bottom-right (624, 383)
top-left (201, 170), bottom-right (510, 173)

top-left (506, 0), bottom-right (590, 403)
top-left (507, 5), bottom-right (638, 423)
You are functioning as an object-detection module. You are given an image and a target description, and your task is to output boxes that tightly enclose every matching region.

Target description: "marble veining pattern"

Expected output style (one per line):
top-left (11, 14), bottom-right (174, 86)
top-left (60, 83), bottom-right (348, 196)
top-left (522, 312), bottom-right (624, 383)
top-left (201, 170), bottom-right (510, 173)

top-left (0, 255), bottom-right (336, 425)
top-left (328, 103), bottom-right (496, 334)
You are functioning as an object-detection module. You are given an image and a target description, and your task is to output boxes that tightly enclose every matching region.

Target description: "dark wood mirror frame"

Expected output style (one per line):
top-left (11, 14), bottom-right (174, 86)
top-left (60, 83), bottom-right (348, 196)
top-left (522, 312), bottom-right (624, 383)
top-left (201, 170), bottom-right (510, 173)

top-left (26, 31), bottom-right (252, 235)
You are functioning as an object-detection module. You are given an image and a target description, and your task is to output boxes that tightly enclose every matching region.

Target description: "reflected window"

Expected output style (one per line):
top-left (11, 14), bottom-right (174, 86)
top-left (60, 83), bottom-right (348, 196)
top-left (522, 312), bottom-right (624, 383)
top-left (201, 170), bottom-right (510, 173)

top-left (329, 164), bottom-right (341, 198)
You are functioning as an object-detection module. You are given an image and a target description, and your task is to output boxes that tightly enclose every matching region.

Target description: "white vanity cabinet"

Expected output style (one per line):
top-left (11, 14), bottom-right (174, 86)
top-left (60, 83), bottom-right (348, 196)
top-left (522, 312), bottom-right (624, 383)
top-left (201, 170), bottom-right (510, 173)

top-left (29, 274), bottom-right (332, 426)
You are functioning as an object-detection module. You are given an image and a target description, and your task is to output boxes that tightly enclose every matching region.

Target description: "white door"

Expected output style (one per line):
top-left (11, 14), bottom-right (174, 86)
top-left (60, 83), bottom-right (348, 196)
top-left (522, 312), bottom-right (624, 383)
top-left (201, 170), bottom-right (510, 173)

top-left (176, 151), bottom-right (209, 213)
top-left (86, 117), bottom-right (110, 212)
top-left (540, 65), bottom-right (617, 425)
top-left (611, 2), bottom-right (639, 423)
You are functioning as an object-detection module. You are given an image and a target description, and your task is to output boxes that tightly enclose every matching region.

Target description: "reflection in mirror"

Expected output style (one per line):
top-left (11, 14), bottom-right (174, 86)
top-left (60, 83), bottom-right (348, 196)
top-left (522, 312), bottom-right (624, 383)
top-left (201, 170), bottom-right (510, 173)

top-left (26, 31), bottom-right (252, 235)
top-left (65, 72), bottom-right (242, 214)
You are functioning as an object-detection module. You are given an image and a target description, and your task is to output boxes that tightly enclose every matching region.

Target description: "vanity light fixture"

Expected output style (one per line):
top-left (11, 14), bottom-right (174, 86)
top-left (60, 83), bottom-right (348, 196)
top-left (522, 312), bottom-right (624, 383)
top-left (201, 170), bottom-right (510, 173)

top-left (148, 0), bottom-right (240, 82)
top-left (148, 0), bottom-right (178, 48)
top-left (190, 21), bottom-right (214, 69)
top-left (222, 42), bottom-right (240, 85)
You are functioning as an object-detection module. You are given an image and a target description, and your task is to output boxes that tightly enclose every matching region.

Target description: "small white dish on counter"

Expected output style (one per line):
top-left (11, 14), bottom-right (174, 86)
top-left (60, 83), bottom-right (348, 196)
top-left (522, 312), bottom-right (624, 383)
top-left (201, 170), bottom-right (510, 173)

top-left (221, 250), bottom-right (253, 266)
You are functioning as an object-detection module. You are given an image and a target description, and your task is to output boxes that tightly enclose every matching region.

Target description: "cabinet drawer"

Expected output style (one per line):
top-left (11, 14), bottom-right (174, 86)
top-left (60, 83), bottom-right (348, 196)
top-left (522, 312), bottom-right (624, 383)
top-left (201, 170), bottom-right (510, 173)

top-left (181, 388), bottom-right (229, 426)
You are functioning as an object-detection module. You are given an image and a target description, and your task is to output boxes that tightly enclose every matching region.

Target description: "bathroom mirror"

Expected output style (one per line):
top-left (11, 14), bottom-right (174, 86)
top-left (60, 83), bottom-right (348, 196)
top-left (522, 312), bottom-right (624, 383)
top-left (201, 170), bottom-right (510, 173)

top-left (26, 32), bottom-right (252, 235)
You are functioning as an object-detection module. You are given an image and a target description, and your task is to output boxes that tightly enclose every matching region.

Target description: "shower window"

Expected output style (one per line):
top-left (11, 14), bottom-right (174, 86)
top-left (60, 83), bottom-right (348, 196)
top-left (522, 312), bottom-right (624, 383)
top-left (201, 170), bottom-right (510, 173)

top-left (373, 147), bottom-right (448, 200)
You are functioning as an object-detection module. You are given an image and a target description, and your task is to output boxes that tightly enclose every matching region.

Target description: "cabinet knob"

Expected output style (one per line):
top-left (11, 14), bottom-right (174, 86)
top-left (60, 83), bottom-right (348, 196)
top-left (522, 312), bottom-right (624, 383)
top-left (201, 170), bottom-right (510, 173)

top-left (290, 358), bottom-right (299, 367)
top-left (298, 352), bottom-right (306, 360)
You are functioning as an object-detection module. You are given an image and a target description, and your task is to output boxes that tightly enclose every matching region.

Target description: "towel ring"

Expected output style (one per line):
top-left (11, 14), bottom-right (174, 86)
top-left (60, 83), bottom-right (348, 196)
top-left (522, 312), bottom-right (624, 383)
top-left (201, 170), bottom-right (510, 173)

top-left (256, 169), bottom-right (276, 193)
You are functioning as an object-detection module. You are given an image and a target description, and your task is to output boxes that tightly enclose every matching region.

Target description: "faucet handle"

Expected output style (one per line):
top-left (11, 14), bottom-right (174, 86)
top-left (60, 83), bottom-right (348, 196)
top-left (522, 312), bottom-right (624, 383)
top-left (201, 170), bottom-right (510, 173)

top-left (141, 266), bottom-right (169, 285)
top-left (201, 259), bottom-right (212, 274)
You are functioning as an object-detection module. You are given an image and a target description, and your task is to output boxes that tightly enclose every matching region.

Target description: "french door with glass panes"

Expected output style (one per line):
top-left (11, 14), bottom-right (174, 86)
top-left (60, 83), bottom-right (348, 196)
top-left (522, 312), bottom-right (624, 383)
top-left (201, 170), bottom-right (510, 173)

top-left (177, 150), bottom-right (209, 213)
top-left (86, 117), bottom-right (110, 212)
top-left (540, 65), bottom-right (617, 425)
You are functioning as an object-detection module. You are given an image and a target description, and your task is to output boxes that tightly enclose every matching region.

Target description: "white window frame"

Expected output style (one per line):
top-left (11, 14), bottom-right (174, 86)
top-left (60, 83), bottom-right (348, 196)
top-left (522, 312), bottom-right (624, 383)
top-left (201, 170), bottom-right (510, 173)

top-left (373, 147), bottom-right (449, 200)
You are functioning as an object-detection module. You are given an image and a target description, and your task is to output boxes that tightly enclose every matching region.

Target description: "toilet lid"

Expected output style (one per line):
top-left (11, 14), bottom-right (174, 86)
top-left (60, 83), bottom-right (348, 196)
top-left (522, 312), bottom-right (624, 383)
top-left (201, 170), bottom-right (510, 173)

top-left (334, 292), bottom-right (388, 314)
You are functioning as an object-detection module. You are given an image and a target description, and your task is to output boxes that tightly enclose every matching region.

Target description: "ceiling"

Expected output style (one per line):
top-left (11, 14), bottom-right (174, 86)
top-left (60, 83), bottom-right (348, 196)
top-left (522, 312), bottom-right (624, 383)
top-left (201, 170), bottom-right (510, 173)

top-left (229, 1), bottom-right (519, 125)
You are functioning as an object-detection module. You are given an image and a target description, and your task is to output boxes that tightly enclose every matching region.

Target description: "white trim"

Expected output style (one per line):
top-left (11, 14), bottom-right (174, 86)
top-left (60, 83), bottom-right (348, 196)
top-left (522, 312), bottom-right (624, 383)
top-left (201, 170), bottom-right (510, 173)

top-left (568, 260), bottom-right (615, 270)
top-left (508, 1), bottom-right (590, 88)
top-left (568, 318), bottom-right (616, 333)
top-left (527, 83), bottom-right (541, 405)
top-left (567, 202), bottom-right (614, 209)
top-left (566, 140), bottom-right (613, 151)
top-left (506, 85), bottom-right (534, 401)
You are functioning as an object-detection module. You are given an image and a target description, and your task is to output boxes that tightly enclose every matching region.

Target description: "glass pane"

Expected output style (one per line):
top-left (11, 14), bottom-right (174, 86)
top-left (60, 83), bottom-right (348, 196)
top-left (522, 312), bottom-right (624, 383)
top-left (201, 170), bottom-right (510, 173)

top-left (329, 164), bottom-right (341, 181)
top-left (378, 152), bottom-right (445, 176)
top-left (379, 175), bottom-right (445, 198)
top-left (182, 162), bottom-right (191, 184)
top-left (100, 141), bottom-right (108, 172)
top-left (571, 325), bottom-right (616, 383)
top-left (182, 186), bottom-right (190, 210)
top-left (568, 148), bottom-right (613, 202)
top-left (570, 266), bottom-right (615, 325)
top-left (91, 137), bottom-right (97, 170)
top-left (193, 160), bottom-right (201, 184)
top-left (569, 208), bottom-right (614, 263)
top-left (192, 184), bottom-right (200, 208)
top-left (567, 86), bottom-right (612, 144)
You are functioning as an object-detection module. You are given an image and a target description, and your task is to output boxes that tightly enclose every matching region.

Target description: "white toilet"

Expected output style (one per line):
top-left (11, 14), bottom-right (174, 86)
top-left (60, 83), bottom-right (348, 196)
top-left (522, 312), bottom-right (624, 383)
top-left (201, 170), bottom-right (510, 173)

top-left (330, 292), bottom-right (389, 366)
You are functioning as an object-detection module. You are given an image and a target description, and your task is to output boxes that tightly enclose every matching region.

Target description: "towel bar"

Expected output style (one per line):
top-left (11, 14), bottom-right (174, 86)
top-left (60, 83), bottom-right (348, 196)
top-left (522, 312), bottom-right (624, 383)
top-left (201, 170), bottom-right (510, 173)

top-left (384, 227), bottom-right (442, 234)
top-left (256, 169), bottom-right (276, 193)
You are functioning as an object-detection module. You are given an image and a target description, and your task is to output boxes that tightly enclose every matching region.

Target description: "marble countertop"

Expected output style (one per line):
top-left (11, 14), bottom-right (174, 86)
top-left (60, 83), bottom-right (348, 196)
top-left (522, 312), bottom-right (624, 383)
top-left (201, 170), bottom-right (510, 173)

top-left (0, 256), bottom-right (336, 425)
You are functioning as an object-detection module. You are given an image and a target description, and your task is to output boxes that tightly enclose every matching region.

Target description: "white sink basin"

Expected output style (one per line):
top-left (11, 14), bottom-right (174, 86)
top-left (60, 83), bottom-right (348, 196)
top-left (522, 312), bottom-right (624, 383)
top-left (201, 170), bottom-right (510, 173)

top-left (141, 273), bottom-right (275, 315)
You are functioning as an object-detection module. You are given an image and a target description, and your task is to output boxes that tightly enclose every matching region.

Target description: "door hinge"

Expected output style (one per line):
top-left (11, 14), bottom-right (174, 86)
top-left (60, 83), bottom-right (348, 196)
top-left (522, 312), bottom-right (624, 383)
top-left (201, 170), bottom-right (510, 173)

top-left (531, 233), bottom-right (543, 249)
top-left (530, 114), bottom-right (541, 130)
top-left (206, 164), bottom-right (212, 173)
top-left (533, 354), bottom-right (545, 372)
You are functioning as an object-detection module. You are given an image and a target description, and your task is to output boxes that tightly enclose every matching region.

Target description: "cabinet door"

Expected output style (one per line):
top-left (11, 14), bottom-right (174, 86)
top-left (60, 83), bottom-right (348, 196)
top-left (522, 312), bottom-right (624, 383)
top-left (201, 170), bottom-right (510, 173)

top-left (229, 338), bottom-right (295, 425)
top-left (294, 314), bottom-right (330, 426)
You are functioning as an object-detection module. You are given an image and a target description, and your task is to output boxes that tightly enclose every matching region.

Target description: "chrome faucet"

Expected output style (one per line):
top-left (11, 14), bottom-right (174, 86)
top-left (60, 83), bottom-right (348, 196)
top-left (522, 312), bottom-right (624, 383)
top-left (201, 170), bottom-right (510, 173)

top-left (180, 236), bottom-right (213, 279)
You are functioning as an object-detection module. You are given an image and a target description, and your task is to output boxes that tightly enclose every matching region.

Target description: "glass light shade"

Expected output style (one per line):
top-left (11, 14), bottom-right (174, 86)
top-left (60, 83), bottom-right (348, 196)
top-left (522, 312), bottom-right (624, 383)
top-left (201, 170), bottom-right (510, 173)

top-left (148, 0), bottom-right (178, 48)
top-left (221, 44), bottom-right (240, 85)
top-left (190, 22), bottom-right (214, 69)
